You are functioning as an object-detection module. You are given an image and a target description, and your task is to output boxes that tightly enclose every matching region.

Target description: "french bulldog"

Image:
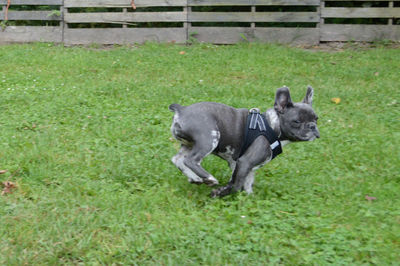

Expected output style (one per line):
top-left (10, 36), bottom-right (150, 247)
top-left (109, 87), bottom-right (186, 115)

top-left (169, 86), bottom-right (319, 197)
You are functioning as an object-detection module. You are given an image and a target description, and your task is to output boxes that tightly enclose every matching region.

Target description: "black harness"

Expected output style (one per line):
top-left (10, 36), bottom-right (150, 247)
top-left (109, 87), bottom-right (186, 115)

top-left (239, 108), bottom-right (282, 159)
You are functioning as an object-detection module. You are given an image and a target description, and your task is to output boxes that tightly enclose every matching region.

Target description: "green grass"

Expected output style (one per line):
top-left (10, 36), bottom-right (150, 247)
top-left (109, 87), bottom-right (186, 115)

top-left (0, 42), bottom-right (399, 265)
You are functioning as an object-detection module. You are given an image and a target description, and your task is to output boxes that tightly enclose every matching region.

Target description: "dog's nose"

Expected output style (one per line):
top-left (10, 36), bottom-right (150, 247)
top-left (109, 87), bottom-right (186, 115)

top-left (314, 128), bottom-right (320, 138)
top-left (309, 123), bottom-right (320, 138)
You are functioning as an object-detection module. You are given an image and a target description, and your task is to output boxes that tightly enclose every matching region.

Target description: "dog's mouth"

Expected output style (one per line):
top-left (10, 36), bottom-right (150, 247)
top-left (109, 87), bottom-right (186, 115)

top-left (307, 136), bottom-right (317, 141)
top-left (308, 132), bottom-right (320, 141)
top-left (299, 130), bottom-right (320, 141)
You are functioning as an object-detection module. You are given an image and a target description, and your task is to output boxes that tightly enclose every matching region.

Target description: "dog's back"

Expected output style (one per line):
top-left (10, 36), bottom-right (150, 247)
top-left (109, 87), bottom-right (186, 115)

top-left (169, 102), bottom-right (247, 152)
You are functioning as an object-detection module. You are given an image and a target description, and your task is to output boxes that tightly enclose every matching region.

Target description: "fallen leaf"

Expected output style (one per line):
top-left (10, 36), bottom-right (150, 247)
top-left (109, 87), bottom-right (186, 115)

top-left (0, 170), bottom-right (7, 174)
top-left (331, 97), bottom-right (341, 104)
top-left (179, 51), bottom-right (186, 55)
top-left (131, 0), bottom-right (136, 10)
top-left (365, 195), bottom-right (376, 202)
top-left (1, 181), bottom-right (17, 195)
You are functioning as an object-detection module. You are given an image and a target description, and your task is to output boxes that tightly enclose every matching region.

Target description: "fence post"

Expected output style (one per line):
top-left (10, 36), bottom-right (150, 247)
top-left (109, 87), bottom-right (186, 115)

top-left (251, 5), bottom-right (255, 29)
top-left (250, 0), bottom-right (255, 41)
top-left (123, 7), bottom-right (128, 28)
top-left (318, 0), bottom-right (324, 44)
top-left (185, 0), bottom-right (190, 43)
top-left (61, 0), bottom-right (65, 44)
top-left (388, 1), bottom-right (393, 25)
top-left (1, 3), bottom-right (6, 22)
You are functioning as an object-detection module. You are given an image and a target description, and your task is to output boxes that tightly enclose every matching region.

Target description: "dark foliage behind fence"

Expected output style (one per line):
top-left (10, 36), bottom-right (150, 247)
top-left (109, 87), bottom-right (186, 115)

top-left (0, 0), bottom-right (399, 44)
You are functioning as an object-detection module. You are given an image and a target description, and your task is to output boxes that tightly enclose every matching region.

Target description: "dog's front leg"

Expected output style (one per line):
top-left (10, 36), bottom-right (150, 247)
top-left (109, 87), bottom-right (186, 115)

top-left (210, 157), bottom-right (256, 197)
top-left (211, 137), bottom-right (271, 198)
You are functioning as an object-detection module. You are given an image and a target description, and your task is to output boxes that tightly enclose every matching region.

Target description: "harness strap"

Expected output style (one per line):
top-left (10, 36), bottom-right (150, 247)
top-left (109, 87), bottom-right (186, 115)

top-left (239, 109), bottom-right (282, 159)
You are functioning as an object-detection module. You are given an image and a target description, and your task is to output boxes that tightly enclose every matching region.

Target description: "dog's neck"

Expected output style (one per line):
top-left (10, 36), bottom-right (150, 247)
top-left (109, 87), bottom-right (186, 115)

top-left (265, 108), bottom-right (281, 137)
top-left (265, 108), bottom-right (291, 145)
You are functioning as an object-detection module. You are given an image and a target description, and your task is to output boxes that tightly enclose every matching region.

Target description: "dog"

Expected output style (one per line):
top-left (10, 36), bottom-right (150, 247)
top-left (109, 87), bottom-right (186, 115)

top-left (169, 86), bottom-right (319, 197)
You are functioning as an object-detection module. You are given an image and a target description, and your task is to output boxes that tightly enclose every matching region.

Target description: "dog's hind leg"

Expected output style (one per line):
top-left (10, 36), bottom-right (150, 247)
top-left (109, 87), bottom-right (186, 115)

top-left (181, 130), bottom-right (220, 186)
top-left (172, 145), bottom-right (203, 184)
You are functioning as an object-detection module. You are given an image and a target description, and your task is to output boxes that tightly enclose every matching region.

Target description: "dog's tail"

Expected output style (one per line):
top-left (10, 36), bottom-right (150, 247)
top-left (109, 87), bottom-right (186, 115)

top-left (169, 103), bottom-right (182, 113)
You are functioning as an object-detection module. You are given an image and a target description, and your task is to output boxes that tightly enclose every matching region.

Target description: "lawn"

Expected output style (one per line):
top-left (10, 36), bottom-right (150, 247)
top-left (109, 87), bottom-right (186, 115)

top-left (0, 42), bottom-right (399, 265)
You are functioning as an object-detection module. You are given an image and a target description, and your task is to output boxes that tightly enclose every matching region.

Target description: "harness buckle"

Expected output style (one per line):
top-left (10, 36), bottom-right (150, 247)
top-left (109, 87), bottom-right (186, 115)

top-left (249, 108), bottom-right (260, 114)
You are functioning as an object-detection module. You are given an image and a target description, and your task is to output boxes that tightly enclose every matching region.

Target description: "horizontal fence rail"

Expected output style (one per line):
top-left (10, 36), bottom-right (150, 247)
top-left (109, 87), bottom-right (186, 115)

top-left (0, 0), bottom-right (399, 44)
top-left (321, 0), bottom-right (400, 42)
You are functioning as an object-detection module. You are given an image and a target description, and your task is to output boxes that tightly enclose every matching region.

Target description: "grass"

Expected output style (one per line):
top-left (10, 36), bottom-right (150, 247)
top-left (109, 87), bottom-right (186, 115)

top-left (0, 42), bottom-right (399, 265)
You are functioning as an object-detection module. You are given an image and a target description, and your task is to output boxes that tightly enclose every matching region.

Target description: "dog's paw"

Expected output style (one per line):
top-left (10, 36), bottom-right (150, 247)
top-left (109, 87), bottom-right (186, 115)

top-left (204, 176), bottom-right (219, 187)
top-left (210, 189), bottom-right (220, 198)
top-left (210, 185), bottom-right (232, 198)
top-left (188, 179), bottom-right (203, 185)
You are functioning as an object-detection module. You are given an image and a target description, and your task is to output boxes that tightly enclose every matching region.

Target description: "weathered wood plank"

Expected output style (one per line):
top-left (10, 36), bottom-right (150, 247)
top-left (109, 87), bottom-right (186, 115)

top-left (64, 0), bottom-right (187, 8)
top-left (190, 26), bottom-right (318, 44)
top-left (320, 24), bottom-right (400, 41)
top-left (64, 28), bottom-right (186, 44)
top-left (324, 0), bottom-right (395, 1)
top-left (255, 0), bottom-right (318, 4)
top-left (254, 27), bottom-right (319, 44)
top-left (0, 11), bottom-right (62, 21)
top-left (64, 0), bottom-right (322, 7)
top-left (65, 11), bottom-right (318, 24)
top-left (189, 0), bottom-right (319, 6)
top-left (65, 12), bottom-right (186, 23)
top-left (0, 0), bottom-right (62, 5)
top-left (189, 12), bottom-right (319, 22)
top-left (189, 27), bottom-right (254, 43)
top-left (0, 26), bottom-right (62, 43)
top-left (322, 8), bottom-right (400, 18)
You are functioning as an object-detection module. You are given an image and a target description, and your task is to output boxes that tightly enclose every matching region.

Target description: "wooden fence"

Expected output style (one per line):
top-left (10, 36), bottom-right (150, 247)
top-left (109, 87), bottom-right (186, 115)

top-left (0, 0), bottom-right (399, 44)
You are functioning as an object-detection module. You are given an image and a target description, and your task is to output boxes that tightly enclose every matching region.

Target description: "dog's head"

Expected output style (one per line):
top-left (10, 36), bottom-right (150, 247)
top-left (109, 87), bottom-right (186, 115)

top-left (274, 86), bottom-right (320, 141)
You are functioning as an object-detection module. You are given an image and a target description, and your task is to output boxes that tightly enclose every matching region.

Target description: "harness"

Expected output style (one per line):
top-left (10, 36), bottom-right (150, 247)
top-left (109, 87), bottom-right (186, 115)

top-left (239, 108), bottom-right (282, 159)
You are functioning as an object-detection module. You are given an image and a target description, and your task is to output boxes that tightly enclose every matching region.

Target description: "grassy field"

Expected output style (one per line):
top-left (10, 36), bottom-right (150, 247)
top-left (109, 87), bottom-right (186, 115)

top-left (0, 42), bottom-right (399, 265)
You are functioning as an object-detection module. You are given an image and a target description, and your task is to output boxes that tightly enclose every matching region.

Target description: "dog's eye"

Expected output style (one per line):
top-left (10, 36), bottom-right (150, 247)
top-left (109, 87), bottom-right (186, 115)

top-left (292, 120), bottom-right (301, 127)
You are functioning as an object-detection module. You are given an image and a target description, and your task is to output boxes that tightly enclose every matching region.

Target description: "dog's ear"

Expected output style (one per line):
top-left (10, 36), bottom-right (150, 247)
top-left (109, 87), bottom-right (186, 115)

top-left (274, 86), bottom-right (293, 114)
top-left (302, 85), bottom-right (314, 106)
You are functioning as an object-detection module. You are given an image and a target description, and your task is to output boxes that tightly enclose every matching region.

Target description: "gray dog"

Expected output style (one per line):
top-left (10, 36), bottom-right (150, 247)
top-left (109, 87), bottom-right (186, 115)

top-left (169, 86), bottom-right (319, 197)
